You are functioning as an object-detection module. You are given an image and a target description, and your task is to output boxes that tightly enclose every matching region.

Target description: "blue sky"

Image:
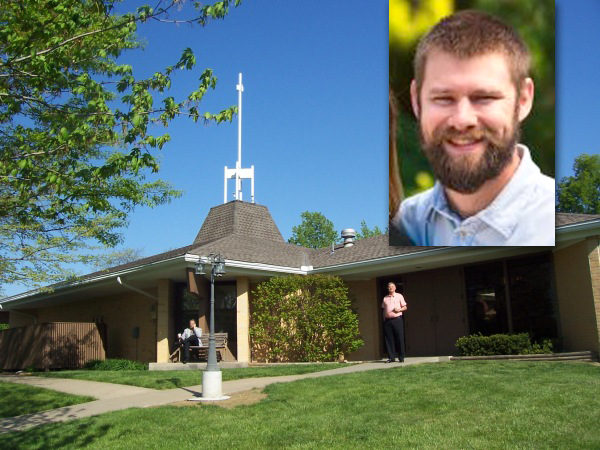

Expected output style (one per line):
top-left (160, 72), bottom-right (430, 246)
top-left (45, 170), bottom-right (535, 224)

top-left (556, 0), bottom-right (600, 180)
top-left (3, 1), bottom-right (599, 297)
top-left (115, 0), bottom-right (389, 256)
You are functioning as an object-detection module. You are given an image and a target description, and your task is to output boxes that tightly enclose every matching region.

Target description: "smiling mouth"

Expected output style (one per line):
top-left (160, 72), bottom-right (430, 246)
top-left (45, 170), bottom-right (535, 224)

top-left (445, 137), bottom-right (485, 153)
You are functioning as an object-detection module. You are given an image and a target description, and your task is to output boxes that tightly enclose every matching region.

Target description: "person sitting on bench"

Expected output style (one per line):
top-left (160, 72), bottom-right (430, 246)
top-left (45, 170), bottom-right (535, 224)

top-left (177, 319), bottom-right (202, 363)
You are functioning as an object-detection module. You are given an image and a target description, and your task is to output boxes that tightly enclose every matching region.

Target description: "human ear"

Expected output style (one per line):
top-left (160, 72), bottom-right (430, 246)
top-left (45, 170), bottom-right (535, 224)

top-left (410, 80), bottom-right (420, 118)
top-left (517, 77), bottom-right (534, 122)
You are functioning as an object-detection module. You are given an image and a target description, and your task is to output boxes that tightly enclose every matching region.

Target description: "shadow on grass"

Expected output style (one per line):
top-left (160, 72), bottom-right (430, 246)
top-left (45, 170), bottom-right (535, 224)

top-left (154, 378), bottom-right (183, 388)
top-left (1, 415), bottom-right (112, 448)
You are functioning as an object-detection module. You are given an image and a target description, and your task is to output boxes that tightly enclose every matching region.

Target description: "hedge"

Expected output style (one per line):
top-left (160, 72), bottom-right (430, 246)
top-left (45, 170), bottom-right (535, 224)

top-left (455, 333), bottom-right (553, 357)
top-left (83, 359), bottom-right (148, 371)
top-left (250, 275), bottom-right (363, 362)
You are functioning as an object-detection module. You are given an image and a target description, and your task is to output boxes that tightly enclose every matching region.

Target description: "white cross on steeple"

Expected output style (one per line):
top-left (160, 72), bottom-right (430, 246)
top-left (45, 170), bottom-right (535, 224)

top-left (224, 73), bottom-right (254, 203)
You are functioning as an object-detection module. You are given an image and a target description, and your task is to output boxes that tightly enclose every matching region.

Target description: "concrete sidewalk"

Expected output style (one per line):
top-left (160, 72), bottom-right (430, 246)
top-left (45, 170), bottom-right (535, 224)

top-left (0, 356), bottom-right (445, 433)
top-left (0, 376), bottom-right (155, 400)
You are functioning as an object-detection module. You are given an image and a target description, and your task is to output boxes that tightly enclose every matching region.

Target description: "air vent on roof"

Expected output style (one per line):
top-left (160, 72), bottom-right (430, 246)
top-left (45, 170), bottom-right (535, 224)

top-left (341, 229), bottom-right (356, 248)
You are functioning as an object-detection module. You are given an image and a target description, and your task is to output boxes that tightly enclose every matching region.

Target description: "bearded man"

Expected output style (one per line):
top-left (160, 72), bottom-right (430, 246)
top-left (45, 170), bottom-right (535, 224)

top-left (392, 10), bottom-right (554, 246)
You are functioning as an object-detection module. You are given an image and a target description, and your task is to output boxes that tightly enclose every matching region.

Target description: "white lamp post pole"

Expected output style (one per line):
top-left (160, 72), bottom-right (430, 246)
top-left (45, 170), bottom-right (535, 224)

top-left (189, 254), bottom-right (229, 401)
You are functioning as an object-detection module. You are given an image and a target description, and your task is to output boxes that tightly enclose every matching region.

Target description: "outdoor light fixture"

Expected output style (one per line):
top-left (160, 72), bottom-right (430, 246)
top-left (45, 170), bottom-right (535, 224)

top-left (194, 261), bottom-right (205, 275)
top-left (189, 253), bottom-right (229, 402)
top-left (214, 260), bottom-right (226, 276)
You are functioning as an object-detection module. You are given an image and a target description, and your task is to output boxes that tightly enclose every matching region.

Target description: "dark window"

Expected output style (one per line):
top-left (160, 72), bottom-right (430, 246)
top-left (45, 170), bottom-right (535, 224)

top-left (175, 284), bottom-right (200, 332)
top-left (465, 262), bottom-right (509, 335)
top-left (214, 282), bottom-right (237, 341)
top-left (507, 254), bottom-right (558, 341)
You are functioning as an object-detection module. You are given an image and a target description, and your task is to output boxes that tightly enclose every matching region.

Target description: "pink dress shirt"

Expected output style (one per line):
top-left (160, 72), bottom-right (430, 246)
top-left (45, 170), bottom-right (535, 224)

top-left (382, 293), bottom-right (407, 319)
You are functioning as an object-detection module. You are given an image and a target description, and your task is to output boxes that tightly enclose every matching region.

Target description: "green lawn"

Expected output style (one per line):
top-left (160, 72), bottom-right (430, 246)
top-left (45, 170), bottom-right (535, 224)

top-left (2, 361), bottom-right (599, 449)
top-left (36, 363), bottom-right (348, 389)
top-left (0, 382), bottom-right (94, 419)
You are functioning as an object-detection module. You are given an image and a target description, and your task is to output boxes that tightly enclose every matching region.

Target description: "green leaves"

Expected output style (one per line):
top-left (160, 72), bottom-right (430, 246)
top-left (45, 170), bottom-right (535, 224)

top-left (556, 154), bottom-right (600, 214)
top-left (355, 220), bottom-right (386, 240)
top-left (0, 0), bottom-right (241, 288)
top-left (288, 211), bottom-right (339, 248)
top-left (251, 275), bottom-right (363, 362)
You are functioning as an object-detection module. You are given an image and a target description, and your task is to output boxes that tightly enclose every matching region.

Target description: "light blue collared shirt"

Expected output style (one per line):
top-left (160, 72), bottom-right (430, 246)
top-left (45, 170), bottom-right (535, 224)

top-left (394, 145), bottom-right (555, 246)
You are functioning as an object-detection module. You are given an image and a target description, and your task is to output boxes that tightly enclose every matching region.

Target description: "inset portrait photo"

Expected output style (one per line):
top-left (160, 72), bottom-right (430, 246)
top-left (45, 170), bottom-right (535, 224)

top-left (389, 1), bottom-right (555, 246)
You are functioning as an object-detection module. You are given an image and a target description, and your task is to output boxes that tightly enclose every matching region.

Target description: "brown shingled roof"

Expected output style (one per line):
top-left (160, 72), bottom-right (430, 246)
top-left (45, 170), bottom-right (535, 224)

top-left (80, 211), bottom-right (600, 274)
top-left (193, 201), bottom-right (284, 244)
top-left (310, 235), bottom-right (437, 268)
top-left (556, 212), bottom-right (600, 227)
top-left (9, 207), bottom-right (600, 301)
top-left (189, 234), bottom-right (311, 268)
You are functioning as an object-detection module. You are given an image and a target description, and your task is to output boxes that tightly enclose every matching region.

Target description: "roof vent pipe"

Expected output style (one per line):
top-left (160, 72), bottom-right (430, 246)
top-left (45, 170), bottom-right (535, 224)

top-left (341, 229), bottom-right (356, 248)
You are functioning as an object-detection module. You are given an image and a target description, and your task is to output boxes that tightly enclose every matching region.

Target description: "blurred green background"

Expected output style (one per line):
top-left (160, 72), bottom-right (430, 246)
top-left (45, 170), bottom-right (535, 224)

top-left (390, 0), bottom-right (555, 197)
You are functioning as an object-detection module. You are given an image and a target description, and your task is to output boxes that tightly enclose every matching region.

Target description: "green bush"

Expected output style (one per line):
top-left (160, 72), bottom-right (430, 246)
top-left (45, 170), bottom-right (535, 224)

top-left (83, 359), bottom-right (147, 371)
top-left (0, 323), bottom-right (8, 331)
top-left (455, 333), bottom-right (554, 356)
top-left (250, 275), bottom-right (364, 362)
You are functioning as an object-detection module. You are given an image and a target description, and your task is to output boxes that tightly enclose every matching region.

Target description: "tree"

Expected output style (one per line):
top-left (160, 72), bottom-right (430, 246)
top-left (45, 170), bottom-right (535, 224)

top-left (355, 220), bottom-right (386, 240)
top-left (250, 275), bottom-right (363, 362)
top-left (288, 211), bottom-right (338, 249)
top-left (0, 0), bottom-right (241, 287)
top-left (91, 247), bottom-right (145, 271)
top-left (556, 154), bottom-right (600, 214)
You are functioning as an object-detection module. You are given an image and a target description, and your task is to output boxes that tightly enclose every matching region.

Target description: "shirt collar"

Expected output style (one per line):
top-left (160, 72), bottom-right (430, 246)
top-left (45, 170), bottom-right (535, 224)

top-left (425, 144), bottom-right (538, 239)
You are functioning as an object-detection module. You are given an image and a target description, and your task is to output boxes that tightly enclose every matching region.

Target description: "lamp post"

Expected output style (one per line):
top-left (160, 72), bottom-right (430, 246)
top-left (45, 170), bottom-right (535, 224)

top-left (189, 253), bottom-right (230, 401)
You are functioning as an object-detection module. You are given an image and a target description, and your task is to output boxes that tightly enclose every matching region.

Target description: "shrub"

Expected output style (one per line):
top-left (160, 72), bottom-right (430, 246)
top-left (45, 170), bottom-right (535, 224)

top-left (0, 323), bottom-right (8, 331)
top-left (83, 359), bottom-right (147, 371)
top-left (250, 275), bottom-right (364, 362)
top-left (455, 333), bottom-right (554, 356)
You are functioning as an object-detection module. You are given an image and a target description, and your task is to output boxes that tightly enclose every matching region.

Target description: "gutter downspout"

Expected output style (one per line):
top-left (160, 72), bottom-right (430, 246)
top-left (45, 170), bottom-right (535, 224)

top-left (116, 277), bottom-right (158, 301)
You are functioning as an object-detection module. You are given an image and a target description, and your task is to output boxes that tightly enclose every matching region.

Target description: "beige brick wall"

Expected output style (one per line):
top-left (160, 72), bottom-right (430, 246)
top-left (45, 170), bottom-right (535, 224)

top-left (554, 239), bottom-right (600, 353)
top-left (33, 289), bottom-right (158, 362)
top-left (236, 276), bottom-right (250, 363)
top-left (587, 237), bottom-right (600, 353)
top-left (156, 279), bottom-right (173, 363)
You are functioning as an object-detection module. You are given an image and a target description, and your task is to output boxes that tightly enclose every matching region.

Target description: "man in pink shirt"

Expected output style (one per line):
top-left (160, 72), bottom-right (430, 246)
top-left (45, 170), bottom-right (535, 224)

top-left (381, 282), bottom-right (408, 363)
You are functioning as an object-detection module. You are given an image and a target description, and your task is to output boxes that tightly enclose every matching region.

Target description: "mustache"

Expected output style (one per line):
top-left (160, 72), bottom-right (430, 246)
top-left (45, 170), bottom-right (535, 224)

top-left (430, 125), bottom-right (502, 146)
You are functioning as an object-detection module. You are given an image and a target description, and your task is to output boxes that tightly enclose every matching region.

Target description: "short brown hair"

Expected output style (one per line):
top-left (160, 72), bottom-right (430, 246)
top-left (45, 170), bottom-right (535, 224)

top-left (414, 10), bottom-right (531, 93)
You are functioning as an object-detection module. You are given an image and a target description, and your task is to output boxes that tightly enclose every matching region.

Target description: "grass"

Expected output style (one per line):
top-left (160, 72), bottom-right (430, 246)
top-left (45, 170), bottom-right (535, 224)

top-left (0, 382), bottom-right (94, 419)
top-left (1, 361), bottom-right (599, 449)
top-left (35, 363), bottom-right (348, 390)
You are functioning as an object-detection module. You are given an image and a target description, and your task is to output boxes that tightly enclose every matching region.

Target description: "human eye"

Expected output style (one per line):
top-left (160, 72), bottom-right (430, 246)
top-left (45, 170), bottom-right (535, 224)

top-left (471, 94), bottom-right (500, 104)
top-left (431, 96), bottom-right (454, 106)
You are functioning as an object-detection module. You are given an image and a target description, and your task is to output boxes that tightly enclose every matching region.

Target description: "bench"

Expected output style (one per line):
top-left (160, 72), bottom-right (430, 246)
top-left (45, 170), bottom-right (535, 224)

top-left (170, 332), bottom-right (228, 363)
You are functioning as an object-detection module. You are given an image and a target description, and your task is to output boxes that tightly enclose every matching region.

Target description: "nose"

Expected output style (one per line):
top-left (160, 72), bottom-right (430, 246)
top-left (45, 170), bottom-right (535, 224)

top-left (446, 98), bottom-right (477, 131)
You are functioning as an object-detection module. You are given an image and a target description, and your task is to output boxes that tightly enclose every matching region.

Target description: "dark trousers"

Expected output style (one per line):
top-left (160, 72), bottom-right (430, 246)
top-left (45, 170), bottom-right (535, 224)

top-left (182, 335), bottom-right (199, 361)
top-left (384, 316), bottom-right (405, 360)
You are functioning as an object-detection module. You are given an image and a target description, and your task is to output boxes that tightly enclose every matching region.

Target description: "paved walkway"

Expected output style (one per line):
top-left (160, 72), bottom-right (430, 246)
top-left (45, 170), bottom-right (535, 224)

top-left (0, 357), bottom-right (444, 433)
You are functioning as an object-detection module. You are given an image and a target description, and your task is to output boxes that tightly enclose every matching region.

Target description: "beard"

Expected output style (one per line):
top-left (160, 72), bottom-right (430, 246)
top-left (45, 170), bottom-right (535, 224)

top-left (419, 115), bottom-right (520, 194)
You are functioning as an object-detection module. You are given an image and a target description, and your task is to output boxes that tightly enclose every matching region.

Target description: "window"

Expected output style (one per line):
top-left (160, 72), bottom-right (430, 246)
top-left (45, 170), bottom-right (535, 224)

top-left (464, 253), bottom-right (558, 341)
top-left (465, 262), bottom-right (509, 336)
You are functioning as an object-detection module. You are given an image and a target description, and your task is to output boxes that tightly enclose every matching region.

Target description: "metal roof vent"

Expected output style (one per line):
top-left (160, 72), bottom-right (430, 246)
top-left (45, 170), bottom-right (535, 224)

top-left (341, 228), bottom-right (356, 248)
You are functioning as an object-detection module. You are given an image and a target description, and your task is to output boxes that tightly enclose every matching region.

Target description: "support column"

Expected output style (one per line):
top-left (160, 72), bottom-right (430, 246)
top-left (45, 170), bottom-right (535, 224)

top-left (187, 268), bottom-right (209, 334)
top-left (587, 237), bottom-right (600, 354)
top-left (156, 279), bottom-right (173, 363)
top-left (236, 276), bottom-right (250, 363)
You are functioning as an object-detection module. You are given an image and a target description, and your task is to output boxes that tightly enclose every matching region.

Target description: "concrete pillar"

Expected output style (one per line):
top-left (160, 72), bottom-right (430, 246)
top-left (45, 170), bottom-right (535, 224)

top-left (187, 268), bottom-right (209, 333)
top-left (587, 237), bottom-right (600, 354)
top-left (236, 276), bottom-right (250, 363)
top-left (156, 279), bottom-right (173, 363)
